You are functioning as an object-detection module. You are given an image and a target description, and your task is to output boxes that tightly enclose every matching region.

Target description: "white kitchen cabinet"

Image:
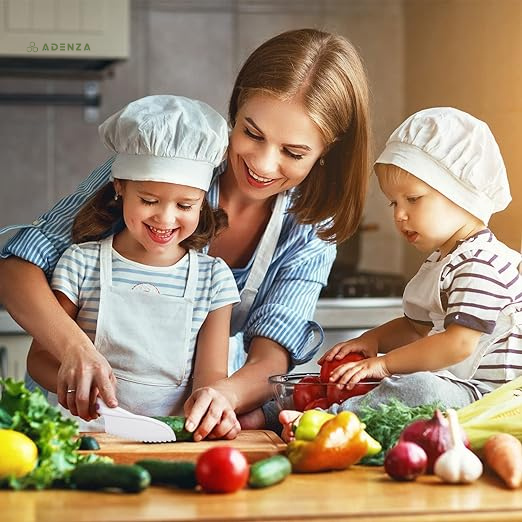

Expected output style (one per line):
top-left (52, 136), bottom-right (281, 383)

top-left (0, 0), bottom-right (129, 58)
top-left (0, 335), bottom-right (31, 381)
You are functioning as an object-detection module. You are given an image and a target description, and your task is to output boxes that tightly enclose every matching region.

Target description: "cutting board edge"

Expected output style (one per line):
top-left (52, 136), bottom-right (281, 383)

top-left (78, 429), bottom-right (287, 464)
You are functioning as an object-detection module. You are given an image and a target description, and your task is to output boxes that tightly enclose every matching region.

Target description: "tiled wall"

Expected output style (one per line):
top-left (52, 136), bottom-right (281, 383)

top-left (0, 0), bottom-right (405, 274)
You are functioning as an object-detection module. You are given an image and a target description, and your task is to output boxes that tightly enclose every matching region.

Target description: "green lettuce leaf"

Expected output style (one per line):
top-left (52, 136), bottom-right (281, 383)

top-left (0, 378), bottom-right (110, 490)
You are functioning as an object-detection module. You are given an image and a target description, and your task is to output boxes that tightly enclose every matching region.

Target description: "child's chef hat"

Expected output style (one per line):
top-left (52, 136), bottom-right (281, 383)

top-left (375, 107), bottom-right (511, 224)
top-left (99, 95), bottom-right (228, 191)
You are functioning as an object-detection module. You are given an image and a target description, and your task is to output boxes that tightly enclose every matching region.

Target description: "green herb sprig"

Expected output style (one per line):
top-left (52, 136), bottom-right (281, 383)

top-left (358, 399), bottom-right (441, 466)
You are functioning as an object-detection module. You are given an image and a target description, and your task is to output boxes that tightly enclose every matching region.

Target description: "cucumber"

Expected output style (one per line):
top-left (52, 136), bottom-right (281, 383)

top-left (78, 435), bottom-right (100, 450)
top-left (135, 459), bottom-right (197, 489)
top-left (71, 463), bottom-right (150, 493)
top-left (248, 455), bottom-right (292, 488)
top-left (152, 416), bottom-right (193, 442)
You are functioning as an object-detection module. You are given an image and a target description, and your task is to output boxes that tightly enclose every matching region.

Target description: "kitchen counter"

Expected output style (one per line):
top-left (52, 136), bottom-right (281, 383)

top-left (0, 298), bottom-right (403, 334)
top-left (314, 297), bottom-right (403, 328)
top-left (3, 465), bottom-right (521, 522)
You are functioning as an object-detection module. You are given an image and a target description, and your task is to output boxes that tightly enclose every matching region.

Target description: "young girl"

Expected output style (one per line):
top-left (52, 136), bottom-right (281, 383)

top-left (26, 95), bottom-right (241, 438)
top-left (280, 107), bottom-right (522, 437)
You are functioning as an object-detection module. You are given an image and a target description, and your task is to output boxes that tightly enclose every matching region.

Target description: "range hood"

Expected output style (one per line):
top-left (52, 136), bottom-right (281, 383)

top-left (0, 0), bottom-right (129, 117)
top-left (0, 57), bottom-right (121, 78)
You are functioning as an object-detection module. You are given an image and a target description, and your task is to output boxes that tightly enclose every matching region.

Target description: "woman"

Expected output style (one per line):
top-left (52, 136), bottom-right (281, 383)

top-left (0, 28), bottom-right (371, 439)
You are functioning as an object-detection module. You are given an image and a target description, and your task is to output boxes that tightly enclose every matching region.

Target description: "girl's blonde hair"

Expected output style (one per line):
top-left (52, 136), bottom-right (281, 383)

top-left (72, 182), bottom-right (227, 251)
top-left (374, 163), bottom-right (414, 184)
top-left (229, 28), bottom-right (372, 243)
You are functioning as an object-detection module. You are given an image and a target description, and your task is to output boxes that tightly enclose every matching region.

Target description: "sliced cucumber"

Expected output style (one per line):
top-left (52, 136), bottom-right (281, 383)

top-left (152, 416), bottom-right (193, 442)
top-left (78, 435), bottom-right (100, 450)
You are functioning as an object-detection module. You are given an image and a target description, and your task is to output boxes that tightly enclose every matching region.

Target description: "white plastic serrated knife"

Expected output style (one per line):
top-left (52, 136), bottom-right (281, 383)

top-left (96, 398), bottom-right (176, 443)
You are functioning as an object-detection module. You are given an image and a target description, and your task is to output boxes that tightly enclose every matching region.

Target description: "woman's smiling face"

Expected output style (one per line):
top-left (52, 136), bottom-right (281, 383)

top-left (227, 94), bottom-right (326, 201)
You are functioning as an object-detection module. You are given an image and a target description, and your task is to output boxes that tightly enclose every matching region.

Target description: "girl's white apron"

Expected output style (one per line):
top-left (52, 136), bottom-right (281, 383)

top-left (49, 236), bottom-right (198, 429)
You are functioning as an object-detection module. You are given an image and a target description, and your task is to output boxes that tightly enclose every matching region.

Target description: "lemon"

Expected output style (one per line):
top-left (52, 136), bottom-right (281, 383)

top-left (0, 429), bottom-right (38, 478)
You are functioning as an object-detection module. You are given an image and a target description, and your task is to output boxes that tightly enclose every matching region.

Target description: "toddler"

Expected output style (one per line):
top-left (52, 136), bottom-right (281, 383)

top-left (282, 107), bottom-right (522, 436)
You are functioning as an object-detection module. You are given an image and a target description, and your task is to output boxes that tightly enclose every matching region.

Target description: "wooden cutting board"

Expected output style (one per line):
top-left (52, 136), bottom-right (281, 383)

top-left (79, 430), bottom-right (286, 464)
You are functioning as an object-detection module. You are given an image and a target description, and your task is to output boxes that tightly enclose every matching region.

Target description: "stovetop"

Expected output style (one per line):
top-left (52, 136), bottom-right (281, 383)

top-left (320, 271), bottom-right (406, 299)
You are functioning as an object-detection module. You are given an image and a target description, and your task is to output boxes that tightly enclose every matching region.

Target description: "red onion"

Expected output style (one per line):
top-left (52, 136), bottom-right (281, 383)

top-left (399, 409), bottom-right (469, 473)
top-left (384, 441), bottom-right (428, 481)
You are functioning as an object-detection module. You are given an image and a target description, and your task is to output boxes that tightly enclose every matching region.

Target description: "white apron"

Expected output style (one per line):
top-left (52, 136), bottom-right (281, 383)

top-left (49, 237), bottom-right (198, 429)
top-left (403, 235), bottom-right (521, 382)
top-left (95, 237), bottom-right (197, 414)
top-left (228, 192), bottom-right (286, 374)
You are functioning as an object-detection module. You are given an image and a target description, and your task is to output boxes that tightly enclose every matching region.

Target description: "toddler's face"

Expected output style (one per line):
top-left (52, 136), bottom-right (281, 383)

top-left (376, 165), bottom-right (478, 257)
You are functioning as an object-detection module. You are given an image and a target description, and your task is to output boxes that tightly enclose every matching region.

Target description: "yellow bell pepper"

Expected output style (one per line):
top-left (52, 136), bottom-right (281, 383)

top-left (294, 409), bottom-right (335, 441)
top-left (286, 411), bottom-right (369, 472)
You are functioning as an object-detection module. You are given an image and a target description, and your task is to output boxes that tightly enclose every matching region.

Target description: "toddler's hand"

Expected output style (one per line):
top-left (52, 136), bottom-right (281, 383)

top-left (317, 334), bottom-right (378, 365)
top-left (328, 356), bottom-right (390, 388)
top-left (183, 387), bottom-right (240, 442)
top-left (278, 410), bottom-right (303, 442)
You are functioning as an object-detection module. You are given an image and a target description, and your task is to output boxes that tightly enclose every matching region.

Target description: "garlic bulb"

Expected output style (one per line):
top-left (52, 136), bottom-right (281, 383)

top-left (434, 409), bottom-right (483, 484)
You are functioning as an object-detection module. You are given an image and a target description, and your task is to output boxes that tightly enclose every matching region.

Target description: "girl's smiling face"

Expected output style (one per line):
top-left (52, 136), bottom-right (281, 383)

top-left (226, 94), bottom-right (326, 201)
top-left (113, 179), bottom-right (204, 265)
top-left (376, 165), bottom-right (483, 258)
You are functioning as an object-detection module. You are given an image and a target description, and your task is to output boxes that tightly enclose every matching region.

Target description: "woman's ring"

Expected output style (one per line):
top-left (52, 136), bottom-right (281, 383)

top-left (66, 389), bottom-right (76, 393)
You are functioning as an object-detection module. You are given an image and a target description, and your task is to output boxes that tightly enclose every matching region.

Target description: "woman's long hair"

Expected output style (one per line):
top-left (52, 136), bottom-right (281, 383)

top-left (229, 28), bottom-right (372, 244)
top-left (72, 182), bottom-right (227, 251)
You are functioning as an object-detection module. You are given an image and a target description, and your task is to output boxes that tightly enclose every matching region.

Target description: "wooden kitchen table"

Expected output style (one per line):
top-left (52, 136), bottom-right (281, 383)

top-left (3, 464), bottom-right (522, 522)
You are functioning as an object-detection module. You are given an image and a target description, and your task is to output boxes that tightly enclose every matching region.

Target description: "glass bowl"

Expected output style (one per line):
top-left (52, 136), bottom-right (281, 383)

top-left (268, 372), bottom-right (380, 411)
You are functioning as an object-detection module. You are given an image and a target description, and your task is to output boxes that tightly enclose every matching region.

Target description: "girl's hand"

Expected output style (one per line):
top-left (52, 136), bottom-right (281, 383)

top-left (57, 346), bottom-right (117, 420)
top-left (317, 334), bottom-right (379, 365)
top-left (184, 387), bottom-right (241, 442)
top-left (328, 356), bottom-right (390, 388)
top-left (279, 410), bottom-right (303, 442)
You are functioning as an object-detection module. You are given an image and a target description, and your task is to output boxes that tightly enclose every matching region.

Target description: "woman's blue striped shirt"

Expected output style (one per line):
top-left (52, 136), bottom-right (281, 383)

top-left (0, 157), bottom-right (336, 366)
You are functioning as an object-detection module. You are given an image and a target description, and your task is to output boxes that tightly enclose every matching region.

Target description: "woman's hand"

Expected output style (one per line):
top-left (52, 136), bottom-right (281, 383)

top-left (328, 356), bottom-right (390, 387)
top-left (57, 345), bottom-right (118, 420)
top-left (317, 332), bottom-right (379, 365)
top-left (183, 386), bottom-right (241, 442)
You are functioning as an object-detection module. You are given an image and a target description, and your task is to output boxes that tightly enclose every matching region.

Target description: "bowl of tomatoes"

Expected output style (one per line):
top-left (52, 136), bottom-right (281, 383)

top-left (269, 353), bottom-right (381, 411)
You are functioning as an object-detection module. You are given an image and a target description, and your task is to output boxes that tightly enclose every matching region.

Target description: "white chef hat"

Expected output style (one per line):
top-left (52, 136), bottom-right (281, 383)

top-left (375, 107), bottom-right (511, 224)
top-left (99, 95), bottom-right (228, 191)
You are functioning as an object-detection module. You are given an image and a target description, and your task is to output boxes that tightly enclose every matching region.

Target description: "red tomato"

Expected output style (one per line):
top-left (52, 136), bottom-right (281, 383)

top-left (304, 397), bottom-right (330, 410)
top-left (326, 381), bottom-right (378, 406)
top-left (292, 376), bottom-right (326, 411)
top-left (320, 352), bottom-right (379, 406)
top-left (195, 447), bottom-right (249, 493)
top-left (319, 352), bottom-right (366, 383)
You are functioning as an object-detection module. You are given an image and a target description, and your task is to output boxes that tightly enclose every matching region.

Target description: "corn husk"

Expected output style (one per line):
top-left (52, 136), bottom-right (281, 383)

top-left (456, 376), bottom-right (522, 451)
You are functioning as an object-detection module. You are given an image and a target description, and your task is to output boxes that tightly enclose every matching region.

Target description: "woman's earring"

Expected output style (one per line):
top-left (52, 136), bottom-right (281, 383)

top-left (319, 157), bottom-right (325, 167)
top-left (114, 193), bottom-right (119, 201)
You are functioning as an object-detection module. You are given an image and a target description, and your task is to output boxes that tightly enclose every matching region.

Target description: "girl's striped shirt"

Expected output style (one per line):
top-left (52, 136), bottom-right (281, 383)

top-left (52, 241), bottom-right (240, 385)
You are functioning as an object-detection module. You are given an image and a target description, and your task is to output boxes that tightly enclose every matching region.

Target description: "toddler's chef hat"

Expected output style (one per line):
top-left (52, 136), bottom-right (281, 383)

top-left (99, 95), bottom-right (228, 191)
top-left (375, 107), bottom-right (511, 224)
